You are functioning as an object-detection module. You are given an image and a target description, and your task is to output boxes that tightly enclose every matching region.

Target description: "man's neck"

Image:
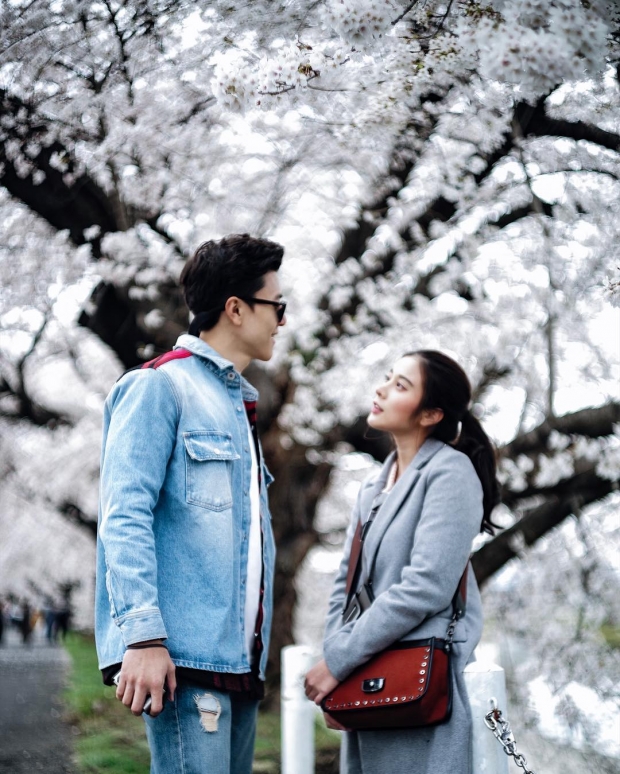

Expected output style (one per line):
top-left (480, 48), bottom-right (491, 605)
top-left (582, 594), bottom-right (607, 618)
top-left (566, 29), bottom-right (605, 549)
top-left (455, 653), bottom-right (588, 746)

top-left (199, 330), bottom-right (251, 373)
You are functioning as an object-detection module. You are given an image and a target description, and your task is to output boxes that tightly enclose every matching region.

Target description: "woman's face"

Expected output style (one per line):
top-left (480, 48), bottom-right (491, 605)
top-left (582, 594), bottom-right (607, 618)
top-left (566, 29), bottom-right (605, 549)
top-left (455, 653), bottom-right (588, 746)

top-left (368, 356), bottom-right (427, 434)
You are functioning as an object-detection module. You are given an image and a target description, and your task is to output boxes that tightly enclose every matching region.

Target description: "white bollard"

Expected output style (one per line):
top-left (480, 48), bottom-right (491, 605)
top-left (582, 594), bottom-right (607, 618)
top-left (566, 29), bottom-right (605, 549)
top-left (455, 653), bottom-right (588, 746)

top-left (464, 660), bottom-right (510, 774)
top-left (281, 645), bottom-right (316, 774)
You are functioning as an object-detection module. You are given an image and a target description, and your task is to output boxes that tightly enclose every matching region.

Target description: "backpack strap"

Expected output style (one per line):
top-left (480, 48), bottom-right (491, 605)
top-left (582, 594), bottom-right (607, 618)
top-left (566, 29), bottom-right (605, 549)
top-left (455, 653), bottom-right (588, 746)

top-left (117, 348), bottom-right (193, 380)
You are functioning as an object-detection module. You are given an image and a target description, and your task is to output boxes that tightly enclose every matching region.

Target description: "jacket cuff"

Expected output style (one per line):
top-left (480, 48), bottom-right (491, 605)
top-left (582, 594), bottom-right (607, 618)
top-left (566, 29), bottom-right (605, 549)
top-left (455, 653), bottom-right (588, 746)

top-left (323, 634), bottom-right (355, 683)
top-left (116, 609), bottom-right (168, 645)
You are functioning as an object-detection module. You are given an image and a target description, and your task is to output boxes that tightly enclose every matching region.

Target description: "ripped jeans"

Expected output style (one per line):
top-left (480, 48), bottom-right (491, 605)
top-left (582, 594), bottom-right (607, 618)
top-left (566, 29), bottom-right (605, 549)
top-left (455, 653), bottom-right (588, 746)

top-left (144, 682), bottom-right (260, 774)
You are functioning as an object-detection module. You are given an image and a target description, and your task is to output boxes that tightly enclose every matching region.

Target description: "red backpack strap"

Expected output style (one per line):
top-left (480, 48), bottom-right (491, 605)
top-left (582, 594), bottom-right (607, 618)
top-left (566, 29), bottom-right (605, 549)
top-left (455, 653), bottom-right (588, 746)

top-left (140, 348), bottom-right (193, 369)
top-left (118, 349), bottom-right (193, 380)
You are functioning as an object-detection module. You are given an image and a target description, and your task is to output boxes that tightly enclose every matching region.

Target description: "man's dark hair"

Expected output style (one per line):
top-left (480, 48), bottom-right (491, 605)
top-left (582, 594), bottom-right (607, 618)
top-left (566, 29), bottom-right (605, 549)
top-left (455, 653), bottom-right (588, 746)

top-left (180, 234), bottom-right (284, 334)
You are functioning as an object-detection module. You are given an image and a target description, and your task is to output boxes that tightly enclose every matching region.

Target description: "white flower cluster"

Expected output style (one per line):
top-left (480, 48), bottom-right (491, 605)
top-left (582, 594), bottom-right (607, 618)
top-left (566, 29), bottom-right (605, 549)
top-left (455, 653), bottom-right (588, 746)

top-left (547, 429), bottom-right (571, 451)
top-left (499, 430), bottom-right (619, 493)
top-left (597, 444), bottom-right (620, 482)
top-left (471, 0), bottom-right (609, 96)
top-left (257, 44), bottom-right (321, 99)
top-left (603, 266), bottom-right (620, 308)
top-left (99, 226), bottom-right (183, 300)
top-left (323, 0), bottom-right (394, 47)
top-left (497, 454), bottom-right (534, 492)
top-left (596, 427), bottom-right (620, 482)
top-left (211, 43), bottom-right (321, 111)
top-left (534, 450), bottom-right (575, 488)
top-left (211, 50), bottom-right (260, 112)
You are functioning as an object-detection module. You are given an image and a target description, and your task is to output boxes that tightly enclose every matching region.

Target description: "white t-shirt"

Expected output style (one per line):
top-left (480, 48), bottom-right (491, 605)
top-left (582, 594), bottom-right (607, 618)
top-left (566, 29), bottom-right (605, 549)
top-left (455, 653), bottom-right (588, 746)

top-left (244, 420), bottom-right (262, 661)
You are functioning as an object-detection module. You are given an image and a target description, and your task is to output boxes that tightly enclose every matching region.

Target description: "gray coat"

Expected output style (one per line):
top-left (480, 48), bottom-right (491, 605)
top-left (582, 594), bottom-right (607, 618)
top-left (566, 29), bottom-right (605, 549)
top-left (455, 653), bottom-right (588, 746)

top-left (323, 438), bottom-right (484, 774)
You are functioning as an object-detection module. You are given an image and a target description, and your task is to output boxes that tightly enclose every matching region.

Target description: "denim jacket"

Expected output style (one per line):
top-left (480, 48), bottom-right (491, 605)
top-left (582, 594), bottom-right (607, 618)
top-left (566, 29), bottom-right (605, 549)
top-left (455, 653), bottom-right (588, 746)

top-left (95, 335), bottom-right (276, 680)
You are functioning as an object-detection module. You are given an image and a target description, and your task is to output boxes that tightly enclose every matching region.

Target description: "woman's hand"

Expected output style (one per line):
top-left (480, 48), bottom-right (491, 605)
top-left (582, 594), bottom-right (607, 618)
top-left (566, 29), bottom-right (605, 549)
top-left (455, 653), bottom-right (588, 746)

top-left (304, 659), bottom-right (339, 705)
top-left (323, 711), bottom-right (349, 731)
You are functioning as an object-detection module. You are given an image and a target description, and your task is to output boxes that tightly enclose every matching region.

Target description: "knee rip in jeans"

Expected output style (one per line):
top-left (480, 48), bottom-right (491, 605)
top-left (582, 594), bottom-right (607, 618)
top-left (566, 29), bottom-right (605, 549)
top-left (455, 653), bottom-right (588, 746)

top-left (194, 693), bottom-right (222, 733)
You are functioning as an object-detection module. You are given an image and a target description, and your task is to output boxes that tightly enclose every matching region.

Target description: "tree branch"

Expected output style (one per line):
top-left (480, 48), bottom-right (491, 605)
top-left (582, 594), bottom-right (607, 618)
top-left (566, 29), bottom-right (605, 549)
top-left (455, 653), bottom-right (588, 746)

top-left (57, 500), bottom-right (97, 538)
top-left (0, 89), bottom-right (121, 252)
top-left (473, 469), bottom-right (615, 585)
top-left (0, 314), bottom-right (70, 426)
top-left (525, 98), bottom-right (620, 153)
top-left (502, 402), bottom-right (620, 459)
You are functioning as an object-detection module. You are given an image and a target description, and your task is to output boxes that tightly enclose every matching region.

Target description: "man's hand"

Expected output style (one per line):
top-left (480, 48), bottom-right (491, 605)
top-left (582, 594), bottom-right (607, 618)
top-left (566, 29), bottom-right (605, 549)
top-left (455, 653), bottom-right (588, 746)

top-left (115, 640), bottom-right (177, 717)
top-left (304, 659), bottom-right (339, 705)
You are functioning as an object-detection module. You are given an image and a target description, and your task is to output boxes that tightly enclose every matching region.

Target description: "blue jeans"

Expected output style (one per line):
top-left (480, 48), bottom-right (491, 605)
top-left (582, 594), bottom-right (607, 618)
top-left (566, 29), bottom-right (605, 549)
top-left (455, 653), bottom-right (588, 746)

top-left (144, 682), bottom-right (259, 774)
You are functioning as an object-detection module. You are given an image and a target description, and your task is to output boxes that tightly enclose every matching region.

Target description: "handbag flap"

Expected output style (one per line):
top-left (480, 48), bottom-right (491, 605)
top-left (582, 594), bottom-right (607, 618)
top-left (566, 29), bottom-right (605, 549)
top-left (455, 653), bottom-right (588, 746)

top-left (323, 639), bottom-right (438, 713)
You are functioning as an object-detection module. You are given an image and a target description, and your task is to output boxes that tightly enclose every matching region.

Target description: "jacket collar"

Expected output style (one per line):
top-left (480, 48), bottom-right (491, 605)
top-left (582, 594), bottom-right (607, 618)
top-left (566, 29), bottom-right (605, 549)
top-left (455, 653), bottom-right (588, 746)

top-left (174, 334), bottom-right (259, 401)
top-left (365, 437), bottom-right (446, 502)
top-left (361, 438), bottom-right (446, 571)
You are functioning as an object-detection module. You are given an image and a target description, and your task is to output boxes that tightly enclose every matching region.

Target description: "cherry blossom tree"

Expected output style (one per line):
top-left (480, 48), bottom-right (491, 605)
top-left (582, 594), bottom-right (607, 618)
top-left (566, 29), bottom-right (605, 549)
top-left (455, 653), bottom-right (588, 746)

top-left (1, 2), bottom-right (619, 729)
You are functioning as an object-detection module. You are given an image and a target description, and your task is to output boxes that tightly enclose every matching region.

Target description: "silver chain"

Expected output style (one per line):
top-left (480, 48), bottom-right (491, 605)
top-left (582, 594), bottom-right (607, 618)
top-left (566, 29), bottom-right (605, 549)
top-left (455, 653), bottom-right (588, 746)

top-left (484, 699), bottom-right (537, 774)
top-left (444, 611), bottom-right (458, 652)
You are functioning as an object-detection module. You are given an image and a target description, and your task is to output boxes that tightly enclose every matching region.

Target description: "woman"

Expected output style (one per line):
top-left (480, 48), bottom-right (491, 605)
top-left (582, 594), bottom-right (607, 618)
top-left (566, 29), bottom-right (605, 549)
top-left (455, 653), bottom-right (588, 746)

top-left (305, 350), bottom-right (499, 774)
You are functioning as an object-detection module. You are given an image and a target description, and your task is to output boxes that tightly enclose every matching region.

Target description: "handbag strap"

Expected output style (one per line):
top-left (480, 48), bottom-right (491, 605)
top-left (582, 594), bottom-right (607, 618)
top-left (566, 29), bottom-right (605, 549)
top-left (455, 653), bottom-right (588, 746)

top-left (343, 504), bottom-right (470, 646)
top-left (343, 492), bottom-right (386, 611)
top-left (344, 519), bottom-right (363, 602)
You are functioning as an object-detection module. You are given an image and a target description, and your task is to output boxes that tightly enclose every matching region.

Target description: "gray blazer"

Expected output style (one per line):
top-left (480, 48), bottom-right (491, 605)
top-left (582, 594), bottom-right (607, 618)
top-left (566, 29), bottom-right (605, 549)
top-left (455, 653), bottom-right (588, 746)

top-left (322, 439), bottom-right (484, 774)
top-left (324, 438), bottom-right (484, 679)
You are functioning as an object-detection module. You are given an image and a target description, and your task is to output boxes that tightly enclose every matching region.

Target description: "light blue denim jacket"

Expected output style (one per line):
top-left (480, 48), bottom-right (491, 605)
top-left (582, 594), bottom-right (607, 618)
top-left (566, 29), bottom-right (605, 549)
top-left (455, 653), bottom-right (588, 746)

top-left (95, 335), bottom-right (276, 680)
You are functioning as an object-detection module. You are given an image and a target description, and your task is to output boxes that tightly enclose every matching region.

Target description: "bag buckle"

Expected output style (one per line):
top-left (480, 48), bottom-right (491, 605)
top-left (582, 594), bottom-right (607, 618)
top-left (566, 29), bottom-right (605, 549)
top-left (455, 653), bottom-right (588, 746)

top-left (343, 583), bottom-right (375, 624)
top-left (343, 598), bottom-right (361, 624)
top-left (361, 678), bottom-right (385, 693)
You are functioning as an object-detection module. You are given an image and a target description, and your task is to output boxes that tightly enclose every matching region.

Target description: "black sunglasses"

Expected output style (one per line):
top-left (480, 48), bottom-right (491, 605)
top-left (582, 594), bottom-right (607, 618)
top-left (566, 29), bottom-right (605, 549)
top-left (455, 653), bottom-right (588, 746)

top-left (240, 297), bottom-right (287, 322)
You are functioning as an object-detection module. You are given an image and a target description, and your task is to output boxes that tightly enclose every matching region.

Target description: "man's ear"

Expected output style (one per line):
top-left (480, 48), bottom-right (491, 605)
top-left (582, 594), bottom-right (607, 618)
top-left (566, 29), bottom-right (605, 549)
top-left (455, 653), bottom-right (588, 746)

top-left (223, 296), bottom-right (243, 326)
top-left (420, 408), bottom-right (444, 428)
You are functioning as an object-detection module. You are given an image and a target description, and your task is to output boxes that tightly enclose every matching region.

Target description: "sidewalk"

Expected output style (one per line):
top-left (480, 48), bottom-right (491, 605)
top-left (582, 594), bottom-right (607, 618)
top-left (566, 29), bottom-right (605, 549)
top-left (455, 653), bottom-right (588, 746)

top-left (0, 626), bottom-right (74, 773)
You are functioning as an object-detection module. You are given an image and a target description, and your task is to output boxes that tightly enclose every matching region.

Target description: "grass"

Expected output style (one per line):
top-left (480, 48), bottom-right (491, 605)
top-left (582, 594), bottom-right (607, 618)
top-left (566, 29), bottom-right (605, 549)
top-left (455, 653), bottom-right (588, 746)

top-left (63, 632), bottom-right (151, 774)
top-left (63, 632), bottom-right (340, 773)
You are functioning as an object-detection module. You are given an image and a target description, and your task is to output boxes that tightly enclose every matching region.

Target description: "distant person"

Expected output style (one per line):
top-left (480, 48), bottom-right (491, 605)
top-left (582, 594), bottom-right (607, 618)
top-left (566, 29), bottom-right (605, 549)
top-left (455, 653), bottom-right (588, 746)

top-left (55, 603), bottom-right (71, 641)
top-left (43, 597), bottom-right (58, 643)
top-left (9, 597), bottom-right (23, 631)
top-left (20, 600), bottom-right (33, 645)
top-left (95, 235), bottom-right (286, 774)
top-left (0, 596), bottom-right (5, 645)
top-left (305, 350), bottom-right (500, 774)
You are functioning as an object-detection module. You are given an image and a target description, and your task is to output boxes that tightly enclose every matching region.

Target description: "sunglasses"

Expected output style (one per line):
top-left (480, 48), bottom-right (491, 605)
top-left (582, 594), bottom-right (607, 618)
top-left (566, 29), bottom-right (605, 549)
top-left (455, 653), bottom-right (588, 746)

top-left (240, 297), bottom-right (287, 323)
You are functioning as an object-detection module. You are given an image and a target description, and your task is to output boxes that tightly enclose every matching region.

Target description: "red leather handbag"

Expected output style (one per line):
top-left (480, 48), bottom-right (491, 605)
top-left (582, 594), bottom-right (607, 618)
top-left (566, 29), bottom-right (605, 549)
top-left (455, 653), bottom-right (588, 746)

top-left (321, 502), bottom-right (468, 731)
top-left (322, 636), bottom-right (453, 729)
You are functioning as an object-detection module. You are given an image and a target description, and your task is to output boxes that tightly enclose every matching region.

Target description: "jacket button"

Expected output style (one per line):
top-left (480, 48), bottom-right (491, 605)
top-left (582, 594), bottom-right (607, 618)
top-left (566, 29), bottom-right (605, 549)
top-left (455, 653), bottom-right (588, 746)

top-left (227, 372), bottom-right (235, 379)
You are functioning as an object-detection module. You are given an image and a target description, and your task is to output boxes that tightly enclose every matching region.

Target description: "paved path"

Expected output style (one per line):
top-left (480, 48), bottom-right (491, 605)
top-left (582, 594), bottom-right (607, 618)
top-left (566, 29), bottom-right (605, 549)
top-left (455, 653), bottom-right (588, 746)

top-left (0, 627), bottom-right (74, 774)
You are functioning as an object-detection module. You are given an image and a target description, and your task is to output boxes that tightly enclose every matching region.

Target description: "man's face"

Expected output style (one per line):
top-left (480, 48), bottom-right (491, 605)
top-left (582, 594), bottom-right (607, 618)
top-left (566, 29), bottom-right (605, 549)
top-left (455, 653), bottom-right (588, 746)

top-left (238, 271), bottom-right (286, 362)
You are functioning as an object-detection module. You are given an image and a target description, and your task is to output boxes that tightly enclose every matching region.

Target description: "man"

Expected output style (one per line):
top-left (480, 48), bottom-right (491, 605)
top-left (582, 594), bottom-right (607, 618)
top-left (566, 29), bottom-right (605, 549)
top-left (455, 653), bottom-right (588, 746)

top-left (95, 234), bottom-right (286, 773)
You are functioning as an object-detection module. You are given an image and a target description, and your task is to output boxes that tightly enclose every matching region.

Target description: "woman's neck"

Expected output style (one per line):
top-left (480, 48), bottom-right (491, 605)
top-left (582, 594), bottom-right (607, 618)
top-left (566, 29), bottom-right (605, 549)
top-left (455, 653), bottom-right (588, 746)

top-left (392, 428), bottom-right (430, 480)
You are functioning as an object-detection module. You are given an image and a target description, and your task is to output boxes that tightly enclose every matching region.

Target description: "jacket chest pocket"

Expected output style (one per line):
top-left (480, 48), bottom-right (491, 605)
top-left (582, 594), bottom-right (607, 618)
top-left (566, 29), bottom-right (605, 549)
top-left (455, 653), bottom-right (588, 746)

top-left (183, 431), bottom-right (240, 511)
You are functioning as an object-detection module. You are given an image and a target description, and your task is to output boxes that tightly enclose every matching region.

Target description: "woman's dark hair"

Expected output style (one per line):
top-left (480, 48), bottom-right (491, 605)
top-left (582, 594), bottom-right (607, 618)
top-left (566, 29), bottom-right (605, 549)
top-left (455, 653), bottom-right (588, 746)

top-left (405, 349), bottom-right (500, 534)
top-left (180, 233), bottom-right (284, 334)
